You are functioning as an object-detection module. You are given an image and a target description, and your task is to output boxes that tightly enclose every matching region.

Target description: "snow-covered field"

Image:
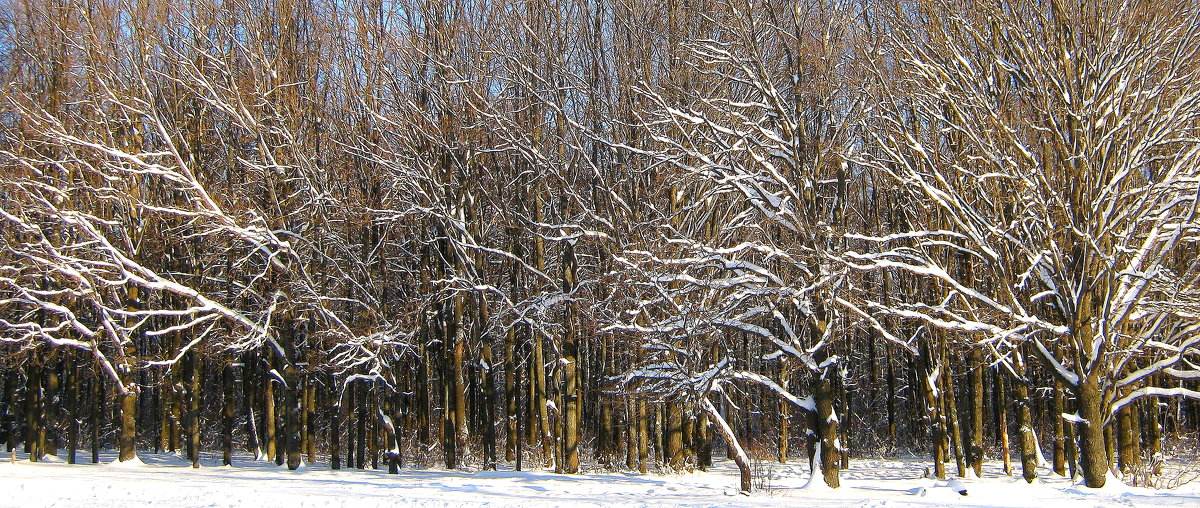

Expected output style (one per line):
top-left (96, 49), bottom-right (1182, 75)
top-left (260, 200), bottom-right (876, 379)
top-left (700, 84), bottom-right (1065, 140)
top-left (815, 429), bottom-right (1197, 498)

top-left (2, 450), bottom-right (1197, 507)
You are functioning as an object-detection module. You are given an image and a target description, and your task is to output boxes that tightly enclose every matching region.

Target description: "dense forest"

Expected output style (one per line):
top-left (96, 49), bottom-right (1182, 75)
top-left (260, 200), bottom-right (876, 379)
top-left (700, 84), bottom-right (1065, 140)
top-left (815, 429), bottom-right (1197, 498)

top-left (2, 0), bottom-right (1199, 494)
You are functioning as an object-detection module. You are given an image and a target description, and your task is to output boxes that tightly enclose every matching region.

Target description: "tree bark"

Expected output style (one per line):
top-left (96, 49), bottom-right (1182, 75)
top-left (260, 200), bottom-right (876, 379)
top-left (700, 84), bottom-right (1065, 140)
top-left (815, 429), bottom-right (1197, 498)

top-left (42, 360), bottom-right (59, 458)
top-left (815, 370), bottom-right (841, 488)
top-left (920, 343), bottom-right (945, 478)
top-left (1077, 374), bottom-right (1109, 488)
top-left (637, 399), bottom-right (648, 473)
top-left (25, 361), bottom-right (41, 461)
top-left (1013, 356), bottom-right (1038, 483)
top-left (264, 358), bottom-right (277, 464)
top-left (91, 373), bottom-right (103, 463)
top-left (483, 341), bottom-right (498, 471)
top-left (118, 386), bottom-right (137, 462)
top-left (968, 349), bottom-right (985, 477)
top-left (666, 403), bottom-right (684, 471)
top-left (942, 356), bottom-right (965, 477)
top-left (1052, 380), bottom-right (1066, 476)
top-left (779, 361), bottom-right (790, 463)
top-left (186, 351), bottom-right (202, 468)
top-left (241, 352), bottom-right (260, 459)
top-left (504, 326), bottom-right (517, 463)
top-left (305, 376), bottom-right (317, 464)
top-left (66, 360), bottom-right (79, 464)
top-left (701, 399), bottom-right (752, 493)
top-left (996, 368), bottom-right (1011, 475)
top-left (1116, 395), bottom-right (1140, 474)
top-left (347, 380), bottom-right (356, 469)
top-left (4, 370), bottom-right (16, 453)
top-left (223, 363), bottom-right (235, 466)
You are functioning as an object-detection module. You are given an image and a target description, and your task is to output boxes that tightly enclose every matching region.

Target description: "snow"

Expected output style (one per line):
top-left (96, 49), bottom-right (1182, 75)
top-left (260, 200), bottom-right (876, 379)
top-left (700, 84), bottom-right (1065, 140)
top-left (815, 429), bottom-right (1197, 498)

top-left (1062, 412), bottom-right (1088, 424)
top-left (3, 450), bottom-right (1197, 507)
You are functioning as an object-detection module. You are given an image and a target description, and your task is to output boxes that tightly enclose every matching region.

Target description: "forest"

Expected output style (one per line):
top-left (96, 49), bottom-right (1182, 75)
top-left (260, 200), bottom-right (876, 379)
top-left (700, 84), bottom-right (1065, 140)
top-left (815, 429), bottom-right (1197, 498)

top-left (1, 0), bottom-right (1199, 495)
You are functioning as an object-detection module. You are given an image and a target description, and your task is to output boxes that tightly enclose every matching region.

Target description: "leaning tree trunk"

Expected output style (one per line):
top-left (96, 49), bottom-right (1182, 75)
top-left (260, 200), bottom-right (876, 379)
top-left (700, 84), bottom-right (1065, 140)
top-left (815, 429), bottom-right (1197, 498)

top-left (700, 399), bottom-right (752, 493)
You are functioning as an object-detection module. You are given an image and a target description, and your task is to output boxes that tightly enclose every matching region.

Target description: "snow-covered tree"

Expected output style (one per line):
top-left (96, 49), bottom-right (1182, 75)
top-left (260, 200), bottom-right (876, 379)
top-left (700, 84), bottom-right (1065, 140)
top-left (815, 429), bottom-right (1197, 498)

top-left (608, 0), bottom-right (909, 490)
top-left (861, 0), bottom-right (1200, 487)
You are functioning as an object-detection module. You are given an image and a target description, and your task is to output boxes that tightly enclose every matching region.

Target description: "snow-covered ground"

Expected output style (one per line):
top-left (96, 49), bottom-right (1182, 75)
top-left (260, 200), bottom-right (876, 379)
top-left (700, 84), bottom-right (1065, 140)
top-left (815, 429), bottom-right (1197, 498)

top-left (2, 450), bottom-right (1197, 507)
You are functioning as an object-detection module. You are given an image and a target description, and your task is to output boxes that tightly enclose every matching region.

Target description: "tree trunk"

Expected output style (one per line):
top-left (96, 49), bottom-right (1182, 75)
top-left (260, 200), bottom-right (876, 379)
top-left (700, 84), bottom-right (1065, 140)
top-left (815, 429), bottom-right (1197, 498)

top-left (186, 351), bottom-right (202, 468)
top-left (1117, 395), bottom-right (1140, 474)
top-left (305, 376), bottom-right (317, 464)
top-left (886, 344), bottom-right (897, 449)
top-left (996, 368), bottom-right (1011, 475)
top-left (666, 403), bottom-right (684, 471)
top-left (25, 361), bottom-right (41, 461)
top-left (223, 363), bottom-right (235, 466)
top-left (504, 326), bottom-right (517, 463)
top-left (920, 344), bottom-right (945, 478)
top-left (159, 367), bottom-right (172, 454)
top-left (779, 361), bottom-right (790, 463)
top-left (90, 374), bottom-right (102, 463)
top-left (514, 348), bottom-right (525, 472)
top-left (942, 357), bottom-right (965, 477)
top-left (624, 402), bottom-right (636, 469)
top-left (4, 370), bottom-right (17, 453)
top-left (43, 357), bottom-right (59, 458)
top-left (241, 353), bottom-right (261, 459)
top-left (1148, 390), bottom-right (1163, 466)
top-left (66, 360), bottom-right (79, 464)
top-left (701, 399), bottom-right (752, 493)
top-left (1013, 357), bottom-right (1038, 483)
top-left (968, 349), bottom-right (985, 477)
top-left (534, 328), bottom-right (551, 468)
top-left (357, 381), bottom-right (367, 469)
top-left (483, 342), bottom-right (498, 471)
top-left (637, 399), bottom-right (648, 473)
top-left (381, 393), bottom-right (400, 474)
top-left (330, 374), bottom-right (341, 470)
top-left (118, 385), bottom-right (137, 462)
top-left (1052, 380), bottom-right (1066, 476)
top-left (264, 361), bottom-right (277, 464)
top-left (562, 239), bottom-right (580, 474)
top-left (1077, 374), bottom-right (1109, 488)
top-left (815, 370), bottom-right (841, 488)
